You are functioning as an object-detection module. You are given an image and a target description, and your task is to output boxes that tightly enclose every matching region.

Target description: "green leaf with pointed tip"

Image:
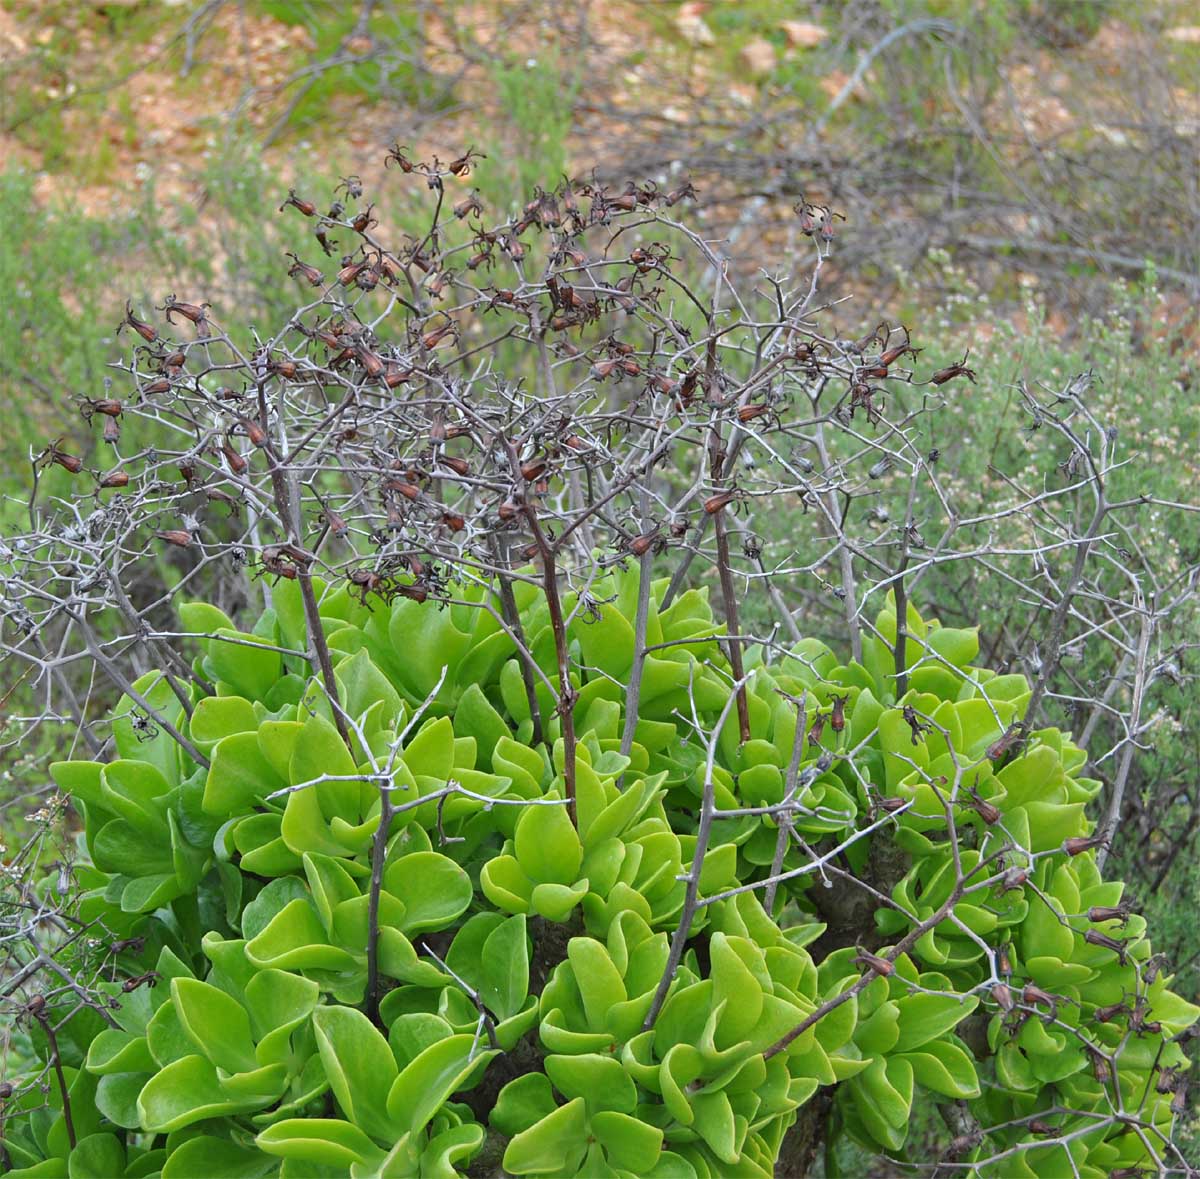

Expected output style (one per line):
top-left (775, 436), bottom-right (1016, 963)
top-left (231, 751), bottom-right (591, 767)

top-left (256, 1119), bottom-right (385, 1169)
top-left (530, 880), bottom-right (588, 923)
top-left (336, 648), bottom-right (403, 730)
top-left (171, 978), bottom-right (257, 1073)
top-left (206, 732), bottom-right (281, 815)
top-left (514, 800), bottom-right (582, 885)
top-left (490, 1073), bottom-right (559, 1138)
top-left (66, 1133), bottom-right (125, 1179)
top-left (385, 1034), bottom-right (497, 1137)
top-left (138, 1055), bottom-right (267, 1132)
top-left (161, 1135), bottom-right (278, 1178)
top-left (384, 851), bottom-right (472, 935)
top-left (312, 1006), bottom-right (398, 1143)
top-left (453, 684), bottom-right (510, 771)
top-left (566, 938), bottom-right (626, 1031)
top-left (892, 993), bottom-right (977, 1052)
top-left (480, 914), bottom-right (530, 1022)
top-left (502, 1097), bottom-right (588, 1177)
top-left (208, 630), bottom-right (283, 702)
top-left (590, 1110), bottom-right (664, 1174)
top-left (245, 898), bottom-right (358, 971)
top-left (190, 695), bottom-right (259, 752)
top-left (899, 1037), bottom-right (980, 1099)
top-left (544, 1053), bottom-right (635, 1114)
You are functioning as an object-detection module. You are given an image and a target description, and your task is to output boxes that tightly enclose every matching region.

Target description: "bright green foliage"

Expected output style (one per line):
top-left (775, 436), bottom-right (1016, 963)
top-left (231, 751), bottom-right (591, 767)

top-left (5, 569), bottom-right (1196, 1177)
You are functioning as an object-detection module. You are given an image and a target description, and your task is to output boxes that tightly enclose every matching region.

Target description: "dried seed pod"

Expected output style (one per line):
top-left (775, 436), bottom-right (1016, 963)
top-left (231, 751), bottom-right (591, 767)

top-left (1084, 929), bottom-right (1128, 962)
top-left (986, 722), bottom-right (1026, 762)
top-left (119, 300), bottom-right (157, 342)
top-left (286, 252), bottom-right (324, 285)
top-left (280, 189), bottom-right (317, 217)
top-left (930, 352), bottom-right (977, 385)
top-left (221, 440), bottom-right (248, 475)
top-left (158, 529), bottom-right (193, 547)
top-left (441, 511), bottom-right (465, 532)
top-left (142, 378), bottom-right (171, 396)
top-left (853, 950), bottom-right (894, 977)
top-left (497, 502), bottom-right (519, 522)
top-left (98, 469), bottom-right (129, 488)
top-left (829, 694), bottom-right (848, 732)
top-left (703, 490), bottom-right (738, 515)
top-left (384, 363), bottom-right (413, 388)
top-left (520, 459), bottom-right (548, 482)
top-left (440, 456), bottom-right (470, 477)
top-left (737, 403), bottom-right (770, 423)
top-left (102, 416), bottom-right (121, 444)
top-left (807, 713), bottom-right (827, 746)
top-left (453, 192), bottom-right (483, 219)
top-left (991, 982), bottom-right (1014, 1011)
top-left (1063, 834), bottom-right (1107, 857)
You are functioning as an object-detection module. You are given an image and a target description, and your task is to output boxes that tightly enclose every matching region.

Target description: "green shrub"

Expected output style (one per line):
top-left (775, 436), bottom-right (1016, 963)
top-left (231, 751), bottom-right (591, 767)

top-left (4, 565), bottom-right (1196, 1177)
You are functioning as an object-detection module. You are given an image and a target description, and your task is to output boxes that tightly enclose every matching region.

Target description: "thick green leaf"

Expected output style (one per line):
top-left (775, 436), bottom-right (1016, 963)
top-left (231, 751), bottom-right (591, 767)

top-left (502, 1097), bottom-right (588, 1176)
top-left (312, 1006), bottom-right (399, 1143)
top-left (385, 1034), bottom-right (497, 1137)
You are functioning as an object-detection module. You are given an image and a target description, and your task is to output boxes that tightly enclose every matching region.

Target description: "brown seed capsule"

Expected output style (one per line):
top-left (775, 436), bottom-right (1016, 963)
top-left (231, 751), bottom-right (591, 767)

top-left (338, 259), bottom-right (369, 287)
top-left (238, 417), bottom-right (269, 448)
top-left (85, 398), bottom-right (123, 419)
top-left (160, 296), bottom-right (209, 325)
top-left (286, 252), bottom-right (324, 286)
top-left (158, 529), bottom-right (193, 547)
top-left (497, 502), bottom-right (519, 522)
top-left (51, 449), bottom-right (83, 474)
top-left (521, 459), bottom-right (547, 482)
top-left (1087, 904), bottom-right (1131, 925)
top-left (986, 722), bottom-right (1026, 762)
top-left (351, 204), bottom-right (376, 234)
top-left (0, 1081), bottom-right (12, 1099)
top-left (422, 324), bottom-right (455, 349)
top-left (1084, 929), bottom-right (1128, 962)
top-left (356, 345), bottom-right (385, 379)
top-left (120, 300), bottom-right (157, 342)
top-left (968, 787), bottom-right (1001, 825)
top-left (703, 490), bottom-right (738, 515)
top-left (929, 352), bottom-right (977, 386)
top-left (853, 950), bottom-right (894, 977)
top-left (1028, 1119), bottom-right (1055, 1137)
top-left (103, 416), bottom-right (121, 444)
top-left (591, 359), bottom-right (619, 380)
top-left (270, 358), bottom-right (298, 380)
top-left (384, 364), bottom-right (413, 388)
top-left (629, 531), bottom-right (660, 557)
top-left (142, 378), bottom-right (171, 396)
top-left (737, 403), bottom-right (771, 423)
top-left (444, 424), bottom-right (472, 441)
top-left (453, 192), bottom-right (483, 220)
top-left (441, 511), bottom-right (465, 532)
top-left (992, 982), bottom-right (1014, 1011)
top-left (1089, 1050), bottom-right (1110, 1083)
top-left (877, 795), bottom-right (908, 813)
top-left (440, 456), bottom-right (470, 477)
top-left (221, 441), bottom-right (248, 475)
top-left (1023, 984), bottom-right (1057, 1015)
top-left (280, 189), bottom-right (317, 217)
top-left (178, 460), bottom-right (196, 485)
top-left (807, 713), bottom-right (827, 746)
top-left (1063, 834), bottom-right (1107, 857)
top-left (829, 694), bottom-right (848, 733)
top-left (98, 469), bottom-right (129, 488)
